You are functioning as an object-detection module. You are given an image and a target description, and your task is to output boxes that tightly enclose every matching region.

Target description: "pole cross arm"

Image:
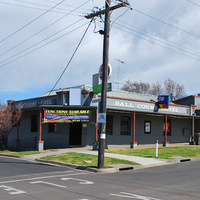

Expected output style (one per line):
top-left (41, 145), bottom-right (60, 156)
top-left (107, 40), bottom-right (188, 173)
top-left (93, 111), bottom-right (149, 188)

top-left (85, 2), bottom-right (128, 19)
top-left (117, 0), bottom-right (130, 6)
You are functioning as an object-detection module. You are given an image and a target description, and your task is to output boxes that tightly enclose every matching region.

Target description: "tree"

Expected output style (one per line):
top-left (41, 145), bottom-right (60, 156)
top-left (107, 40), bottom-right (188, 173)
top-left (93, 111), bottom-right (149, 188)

top-left (122, 78), bottom-right (185, 100)
top-left (163, 78), bottom-right (185, 100)
top-left (122, 80), bottom-right (151, 94)
top-left (0, 101), bottom-right (22, 147)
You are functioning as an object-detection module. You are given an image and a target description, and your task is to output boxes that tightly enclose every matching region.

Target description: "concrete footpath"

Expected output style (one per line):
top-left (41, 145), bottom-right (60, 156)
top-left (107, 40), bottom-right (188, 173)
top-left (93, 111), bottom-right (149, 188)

top-left (19, 146), bottom-right (172, 173)
top-left (23, 148), bottom-right (167, 166)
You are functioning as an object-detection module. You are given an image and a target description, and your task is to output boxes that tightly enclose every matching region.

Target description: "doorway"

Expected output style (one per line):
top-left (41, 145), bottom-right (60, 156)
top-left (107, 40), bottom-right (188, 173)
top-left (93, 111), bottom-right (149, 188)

top-left (69, 123), bottom-right (82, 146)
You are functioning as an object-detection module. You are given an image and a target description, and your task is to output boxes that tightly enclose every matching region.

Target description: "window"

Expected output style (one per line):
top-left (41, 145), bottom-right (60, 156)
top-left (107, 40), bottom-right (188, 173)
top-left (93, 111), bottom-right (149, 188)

top-left (49, 123), bottom-right (57, 133)
top-left (31, 115), bottom-right (38, 132)
top-left (144, 121), bottom-right (151, 134)
top-left (120, 116), bottom-right (131, 135)
top-left (106, 115), bottom-right (113, 135)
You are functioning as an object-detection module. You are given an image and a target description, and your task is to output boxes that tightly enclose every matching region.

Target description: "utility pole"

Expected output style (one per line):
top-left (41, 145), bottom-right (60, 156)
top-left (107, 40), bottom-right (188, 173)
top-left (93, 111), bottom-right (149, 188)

top-left (85, 0), bottom-right (130, 169)
top-left (97, 0), bottom-right (111, 169)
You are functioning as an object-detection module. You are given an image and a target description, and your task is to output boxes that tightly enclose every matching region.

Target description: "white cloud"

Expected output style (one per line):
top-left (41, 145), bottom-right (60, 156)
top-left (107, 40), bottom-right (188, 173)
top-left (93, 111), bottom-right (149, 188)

top-left (0, 0), bottom-right (200, 100)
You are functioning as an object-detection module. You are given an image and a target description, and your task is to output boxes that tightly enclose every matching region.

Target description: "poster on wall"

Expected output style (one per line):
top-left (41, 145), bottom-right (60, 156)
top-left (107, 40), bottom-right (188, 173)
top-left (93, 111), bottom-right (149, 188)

top-left (44, 109), bottom-right (90, 123)
top-left (144, 121), bottom-right (151, 134)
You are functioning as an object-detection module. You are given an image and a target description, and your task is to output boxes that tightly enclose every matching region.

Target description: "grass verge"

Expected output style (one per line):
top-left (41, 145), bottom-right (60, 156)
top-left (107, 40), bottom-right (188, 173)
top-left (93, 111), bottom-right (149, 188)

top-left (0, 150), bottom-right (43, 156)
top-left (41, 152), bottom-right (138, 168)
top-left (107, 146), bottom-right (200, 159)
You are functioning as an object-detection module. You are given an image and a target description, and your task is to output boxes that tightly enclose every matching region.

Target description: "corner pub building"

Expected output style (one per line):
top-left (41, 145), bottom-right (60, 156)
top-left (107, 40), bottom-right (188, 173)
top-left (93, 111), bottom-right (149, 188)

top-left (7, 85), bottom-right (200, 151)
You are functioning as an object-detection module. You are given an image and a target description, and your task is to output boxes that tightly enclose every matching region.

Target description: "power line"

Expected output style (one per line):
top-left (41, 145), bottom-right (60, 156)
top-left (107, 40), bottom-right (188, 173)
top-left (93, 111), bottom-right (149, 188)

top-left (44, 19), bottom-right (93, 99)
top-left (0, 20), bottom-right (88, 68)
top-left (0, 18), bottom-right (85, 64)
top-left (0, 0), bottom-right (90, 57)
top-left (0, 1), bottom-right (88, 15)
top-left (114, 20), bottom-right (200, 59)
top-left (0, 0), bottom-right (65, 44)
top-left (117, 18), bottom-right (200, 56)
top-left (186, 0), bottom-right (200, 7)
top-left (133, 8), bottom-right (200, 40)
top-left (113, 24), bottom-right (200, 62)
top-left (10, 0), bottom-right (86, 15)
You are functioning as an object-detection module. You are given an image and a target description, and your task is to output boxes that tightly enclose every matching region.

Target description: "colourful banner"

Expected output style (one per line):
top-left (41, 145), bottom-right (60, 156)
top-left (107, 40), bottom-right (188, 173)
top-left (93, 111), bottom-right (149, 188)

top-left (44, 109), bottom-right (90, 123)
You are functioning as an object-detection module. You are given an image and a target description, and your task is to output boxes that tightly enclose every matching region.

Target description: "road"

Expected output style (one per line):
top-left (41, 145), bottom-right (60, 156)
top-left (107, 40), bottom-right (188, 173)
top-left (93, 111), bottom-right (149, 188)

top-left (0, 156), bottom-right (200, 200)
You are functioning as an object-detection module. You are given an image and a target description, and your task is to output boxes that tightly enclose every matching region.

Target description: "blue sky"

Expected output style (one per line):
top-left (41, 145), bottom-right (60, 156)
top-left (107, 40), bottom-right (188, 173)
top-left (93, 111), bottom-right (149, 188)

top-left (1, 0), bottom-right (200, 101)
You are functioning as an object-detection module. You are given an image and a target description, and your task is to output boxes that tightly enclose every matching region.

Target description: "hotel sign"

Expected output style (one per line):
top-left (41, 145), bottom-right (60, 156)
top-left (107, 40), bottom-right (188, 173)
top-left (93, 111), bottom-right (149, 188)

top-left (108, 100), bottom-right (191, 115)
top-left (113, 100), bottom-right (179, 113)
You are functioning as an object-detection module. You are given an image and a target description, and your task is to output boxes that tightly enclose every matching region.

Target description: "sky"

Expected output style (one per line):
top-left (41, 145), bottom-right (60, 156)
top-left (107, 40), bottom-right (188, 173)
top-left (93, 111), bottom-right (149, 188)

top-left (1, 0), bottom-right (200, 101)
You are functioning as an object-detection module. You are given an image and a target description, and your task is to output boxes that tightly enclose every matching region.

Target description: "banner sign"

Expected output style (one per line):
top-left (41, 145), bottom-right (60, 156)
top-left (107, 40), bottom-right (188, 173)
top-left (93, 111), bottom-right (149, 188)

top-left (158, 95), bottom-right (170, 109)
top-left (93, 83), bottom-right (112, 94)
top-left (44, 109), bottom-right (90, 123)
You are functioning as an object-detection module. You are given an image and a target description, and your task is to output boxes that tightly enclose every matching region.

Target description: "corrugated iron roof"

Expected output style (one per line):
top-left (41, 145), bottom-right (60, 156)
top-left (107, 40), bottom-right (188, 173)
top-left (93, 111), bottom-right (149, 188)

top-left (107, 90), bottom-right (158, 102)
top-left (40, 85), bottom-right (93, 97)
top-left (40, 84), bottom-right (158, 102)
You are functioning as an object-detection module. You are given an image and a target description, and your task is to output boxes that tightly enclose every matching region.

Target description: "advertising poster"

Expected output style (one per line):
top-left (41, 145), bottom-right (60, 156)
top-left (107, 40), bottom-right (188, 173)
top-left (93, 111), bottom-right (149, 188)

top-left (44, 109), bottom-right (90, 123)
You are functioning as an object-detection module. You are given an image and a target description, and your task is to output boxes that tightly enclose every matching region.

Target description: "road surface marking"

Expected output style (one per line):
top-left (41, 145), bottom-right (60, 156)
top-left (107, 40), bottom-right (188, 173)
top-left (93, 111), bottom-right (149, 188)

top-left (0, 172), bottom-right (86, 184)
top-left (110, 192), bottom-right (163, 200)
top-left (30, 181), bottom-right (66, 188)
top-left (61, 178), bottom-right (93, 185)
top-left (0, 185), bottom-right (26, 195)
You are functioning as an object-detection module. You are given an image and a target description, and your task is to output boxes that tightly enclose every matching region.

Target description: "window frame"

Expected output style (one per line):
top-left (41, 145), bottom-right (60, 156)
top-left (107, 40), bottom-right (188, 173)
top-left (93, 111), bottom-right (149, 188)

top-left (120, 116), bottom-right (131, 135)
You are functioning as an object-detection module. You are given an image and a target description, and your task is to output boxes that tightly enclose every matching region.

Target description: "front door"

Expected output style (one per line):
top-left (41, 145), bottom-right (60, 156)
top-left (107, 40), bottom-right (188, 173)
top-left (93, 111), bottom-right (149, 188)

top-left (69, 123), bottom-right (82, 146)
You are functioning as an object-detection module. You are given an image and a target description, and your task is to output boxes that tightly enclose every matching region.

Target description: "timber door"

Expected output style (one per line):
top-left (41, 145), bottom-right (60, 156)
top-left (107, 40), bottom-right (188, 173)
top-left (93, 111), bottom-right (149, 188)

top-left (69, 123), bottom-right (82, 146)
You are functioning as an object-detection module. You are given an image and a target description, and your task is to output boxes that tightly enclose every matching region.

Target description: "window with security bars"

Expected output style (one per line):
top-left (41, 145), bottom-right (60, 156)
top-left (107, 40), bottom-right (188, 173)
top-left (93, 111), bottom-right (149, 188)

top-left (120, 116), bottom-right (131, 135)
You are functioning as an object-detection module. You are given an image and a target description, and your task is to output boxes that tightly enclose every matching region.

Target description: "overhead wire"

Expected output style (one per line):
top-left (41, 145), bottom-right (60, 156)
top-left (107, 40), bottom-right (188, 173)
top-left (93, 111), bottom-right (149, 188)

top-left (43, 18), bottom-right (93, 100)
top-left (113, 19), bottom-right (200, 59)
top-left (116, 18), bottom-right (200, 56)
top-left (0, 0), bottom-right (90, 57)
top-left (0, 0), bottom-right (65, 44)
top-left (10, 0), bottom-right (86, 15)
top-left (0, 1), bottom-right (89, 16)
top-left (0, 18), bottom-right (87, 68)
top-left (113, 23), bottom-right (200, 62)
top-left (133, 8), bottom-right (200, 40)
top-left (186, 0), bottom-right (200, 7)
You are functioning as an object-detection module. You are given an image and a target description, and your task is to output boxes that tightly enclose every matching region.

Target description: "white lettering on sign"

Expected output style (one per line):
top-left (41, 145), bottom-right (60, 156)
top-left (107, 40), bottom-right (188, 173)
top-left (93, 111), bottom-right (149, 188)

top-left (115, 101), bottom-right (134, 108)
top-left (137, 104), bottom-right (155, 110)
top-left (114, 101), bottom-right (179, 113)
top-left (0, 185), bottom-right (26, 195)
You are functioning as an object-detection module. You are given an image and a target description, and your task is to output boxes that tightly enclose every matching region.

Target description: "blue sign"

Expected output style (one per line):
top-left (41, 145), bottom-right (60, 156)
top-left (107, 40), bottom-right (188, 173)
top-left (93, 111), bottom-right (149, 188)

top-left (158, 95), bottom-right (170, 109)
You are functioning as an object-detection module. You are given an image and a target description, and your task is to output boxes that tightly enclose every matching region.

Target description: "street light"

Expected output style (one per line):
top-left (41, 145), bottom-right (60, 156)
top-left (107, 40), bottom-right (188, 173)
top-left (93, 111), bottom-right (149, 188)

top-left (115, 59), bottom-right (125, 90)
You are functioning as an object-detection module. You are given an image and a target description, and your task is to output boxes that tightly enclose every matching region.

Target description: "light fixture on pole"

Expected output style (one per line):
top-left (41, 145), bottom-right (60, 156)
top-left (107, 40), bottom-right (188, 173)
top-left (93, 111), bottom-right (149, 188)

top-left (115, 59), bottom-right (124, 90)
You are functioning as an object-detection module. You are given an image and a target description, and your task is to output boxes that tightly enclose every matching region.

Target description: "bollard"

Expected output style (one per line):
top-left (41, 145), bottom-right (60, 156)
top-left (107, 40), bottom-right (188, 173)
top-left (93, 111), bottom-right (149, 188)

top-left (155, 140), bottom-right (158, 158)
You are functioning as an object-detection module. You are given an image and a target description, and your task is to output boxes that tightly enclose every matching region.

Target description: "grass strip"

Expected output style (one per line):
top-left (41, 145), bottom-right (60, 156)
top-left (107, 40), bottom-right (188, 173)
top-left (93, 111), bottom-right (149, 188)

top-left (42, 152), bottom-right (138, 168)
top-left (108, 147), bottom-right (200, 159)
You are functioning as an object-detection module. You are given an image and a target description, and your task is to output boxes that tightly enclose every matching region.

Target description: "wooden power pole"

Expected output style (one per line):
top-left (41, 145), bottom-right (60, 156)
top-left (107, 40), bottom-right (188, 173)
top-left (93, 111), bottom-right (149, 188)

top-left (86, 0), bottom-right (130, 169)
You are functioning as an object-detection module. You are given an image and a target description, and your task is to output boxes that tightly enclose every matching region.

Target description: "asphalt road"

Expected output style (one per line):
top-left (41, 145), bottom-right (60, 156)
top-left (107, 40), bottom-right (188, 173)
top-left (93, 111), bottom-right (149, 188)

top-left (0, 156), bottom-right (200, 200)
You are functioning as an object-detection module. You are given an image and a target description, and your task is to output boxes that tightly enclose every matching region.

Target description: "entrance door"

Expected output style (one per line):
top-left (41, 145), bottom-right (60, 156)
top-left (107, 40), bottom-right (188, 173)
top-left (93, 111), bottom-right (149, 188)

top-left (69, 123), bottom-right (82, 146)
